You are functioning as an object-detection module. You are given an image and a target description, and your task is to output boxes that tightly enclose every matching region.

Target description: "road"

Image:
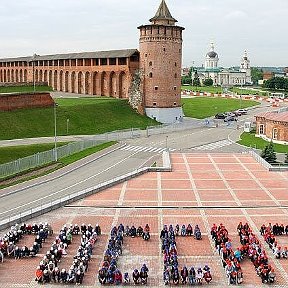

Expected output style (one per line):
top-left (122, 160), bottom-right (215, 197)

top-left (0, 102), bottom-right (285, 222)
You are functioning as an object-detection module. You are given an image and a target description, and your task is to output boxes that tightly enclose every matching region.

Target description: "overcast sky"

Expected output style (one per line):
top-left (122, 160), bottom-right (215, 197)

top-left (0, 0), bottom-right (287, 67)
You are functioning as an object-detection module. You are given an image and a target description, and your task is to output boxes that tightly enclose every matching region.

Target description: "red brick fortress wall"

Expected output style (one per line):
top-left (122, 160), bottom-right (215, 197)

top-left (0, 92), bottom-right (54, 111)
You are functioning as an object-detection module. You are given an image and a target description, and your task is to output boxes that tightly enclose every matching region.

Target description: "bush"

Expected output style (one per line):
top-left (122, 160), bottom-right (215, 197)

top-left (261, 141), bottom-right (277, 163)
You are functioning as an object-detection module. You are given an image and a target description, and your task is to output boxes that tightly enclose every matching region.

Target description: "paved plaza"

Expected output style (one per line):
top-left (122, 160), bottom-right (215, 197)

top-left (0, 153), bottom-right (288, 287)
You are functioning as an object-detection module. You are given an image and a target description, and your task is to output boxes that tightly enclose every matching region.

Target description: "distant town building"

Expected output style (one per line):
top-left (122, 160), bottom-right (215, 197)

top-left (192, 43), bottom-right (252, 86)
top-left (255, 111), bottom-right (288, 144)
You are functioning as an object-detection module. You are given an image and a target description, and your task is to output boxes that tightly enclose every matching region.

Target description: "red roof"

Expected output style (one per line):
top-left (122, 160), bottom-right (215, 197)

top-left (255, 111), bottom-right (288, 123)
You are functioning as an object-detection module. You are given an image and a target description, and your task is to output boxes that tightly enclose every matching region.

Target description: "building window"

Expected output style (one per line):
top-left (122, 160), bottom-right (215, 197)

top-left (272, 128), bottom-right (278, 140)
top-left (259, 124), bottom-right (264, 135)
top-left (118, 58), bottom-right (127, 65)
top-left (174, 86), bottom-right (177, 90)
top-left (149, 61), bottom-right (152, 67)
top-left (153, 102), bottom-right (157, 106)
top-left (174, 73), bottom-right (177, 78)
top-left (154, 86), bottom-right (158, 90)
top-left (173, 102), bottom-right (177, 106)
top-left (145, 54), bottom-right (148, 57)
top-left (149, 72), bottom-right (153, 78)
top-left (175, 62), bottom-right (177, 67)
top-left (163, 48), bottom-right (166, 52)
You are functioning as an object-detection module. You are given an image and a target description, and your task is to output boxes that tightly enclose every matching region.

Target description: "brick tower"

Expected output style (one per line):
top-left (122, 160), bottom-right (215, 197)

top-left (138, 0), bottom-right (185, 124)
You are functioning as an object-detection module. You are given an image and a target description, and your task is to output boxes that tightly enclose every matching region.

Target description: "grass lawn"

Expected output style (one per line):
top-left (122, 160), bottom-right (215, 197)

top-left (230, 87), bottom-right (268, 96)
top-left (182, 86), bottom-right (223, 93)
top-left (182, 97), bottom-right (260, 119)
top-left (0, 85), bottom-right (53, 94)
top-left (0, 142), bottom-right (68, 164)
top-left (0, 98), bottom-right (158, 140)
top-left (237, 132), bottom-right (288, 153)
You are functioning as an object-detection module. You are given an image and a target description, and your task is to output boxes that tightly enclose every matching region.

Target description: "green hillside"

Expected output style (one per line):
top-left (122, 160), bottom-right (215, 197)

top-left (182, 97), bottom-right (260, 119)
top-left (0, 98), bottom-right (158, 140)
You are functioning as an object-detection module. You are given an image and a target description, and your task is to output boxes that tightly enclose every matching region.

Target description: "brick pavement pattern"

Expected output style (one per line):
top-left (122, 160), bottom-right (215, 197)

top-left (0, 153), bottom-right (288, 287)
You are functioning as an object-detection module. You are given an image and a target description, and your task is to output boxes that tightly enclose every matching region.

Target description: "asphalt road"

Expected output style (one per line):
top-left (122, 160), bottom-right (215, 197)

top-left (0, 102), bottom-right (286, 222)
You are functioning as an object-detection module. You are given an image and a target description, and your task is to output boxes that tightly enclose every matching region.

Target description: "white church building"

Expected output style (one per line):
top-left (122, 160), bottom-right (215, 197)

top-left (194, 43), bottom-right (252, 86)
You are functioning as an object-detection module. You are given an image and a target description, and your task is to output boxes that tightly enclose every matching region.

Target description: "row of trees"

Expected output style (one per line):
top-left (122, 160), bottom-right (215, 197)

top-left (181, 68), bottom-right (213, 87)
top-left (263, 77), bottom-right (288, 90)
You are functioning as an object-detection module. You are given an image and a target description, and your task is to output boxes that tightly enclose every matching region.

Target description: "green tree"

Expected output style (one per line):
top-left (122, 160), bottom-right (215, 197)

top-left (192, 70), bottom-right (201, 87)
top-left (181, 75), bottom-right (192, 85)
top-left (261, 141), bottom-right (277, 163)
top-left (251, 67), bottom-right (263, 84)
top-left (203, 78), bottom-right (213, 86)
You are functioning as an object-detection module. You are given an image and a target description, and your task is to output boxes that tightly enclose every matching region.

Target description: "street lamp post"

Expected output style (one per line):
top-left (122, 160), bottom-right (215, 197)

top-left (54, 103), bottom-right (58, 162)
top-left (32, 53), bottom-right (37, 93)
top-left (66, 118), bottom-right (70, 135)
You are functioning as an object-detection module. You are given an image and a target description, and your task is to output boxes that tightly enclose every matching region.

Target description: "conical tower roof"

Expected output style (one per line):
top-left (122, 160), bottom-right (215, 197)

top-left (149, 0), bottom-right (177, 24)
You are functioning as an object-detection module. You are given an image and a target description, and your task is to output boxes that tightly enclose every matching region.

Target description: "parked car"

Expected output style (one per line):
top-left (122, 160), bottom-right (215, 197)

top-left (237, 109), bottom-right (248, 115)
top-left (215, 113), bottom-right (226, 119)
top-left (233, 110), bottom-right (242, 117)
top-left (226, 111), bottom-right (237, 117)
top-left (224, 115), bottom-right (237, 122)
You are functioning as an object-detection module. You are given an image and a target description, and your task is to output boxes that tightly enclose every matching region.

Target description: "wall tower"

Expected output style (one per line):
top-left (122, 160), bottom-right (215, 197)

top-left (138, 0), bottom-right (185, 123)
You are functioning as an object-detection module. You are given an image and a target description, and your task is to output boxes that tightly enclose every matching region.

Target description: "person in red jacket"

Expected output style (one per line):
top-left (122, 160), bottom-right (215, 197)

top-left (114, 269), bottom-right (122, 285)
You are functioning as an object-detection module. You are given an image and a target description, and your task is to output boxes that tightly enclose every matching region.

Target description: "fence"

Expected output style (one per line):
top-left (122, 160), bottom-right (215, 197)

top-left (246, 149), bottom-right (288, 171)
top-left (0, 128), bottom-right (141, 179)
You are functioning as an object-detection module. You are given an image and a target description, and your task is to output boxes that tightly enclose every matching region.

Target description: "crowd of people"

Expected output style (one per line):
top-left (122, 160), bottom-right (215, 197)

top-left (170, 224), bottom-right (202, 239)
top-left (260, 223), bottom-right (288, 259)
top-left (260, 223), bottom-right (288, 236)
top-left (35, 223), bottom-right (100, 284)
top-left (0, 223), bottom-right (52, 263)
top-left (211, 223), bottom-right (243, 285)
top-left (124, 224), bottom-right (150, 241)
top-left (237, 222), bottom-right (276, 284)
top-left (98, 224), bottom-right (149, 285)
top-left (161, 224), bottom-right (210, 285)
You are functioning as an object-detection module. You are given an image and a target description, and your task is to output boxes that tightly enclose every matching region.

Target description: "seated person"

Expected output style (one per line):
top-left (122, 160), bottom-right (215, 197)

top-left (181, 225), bottom-right (186, 236)
top-left (194, 225), bottom-right (202, 240)
top-left (123, 272), bottom-right (130, 283)
top-left (114, 269), bottom-right (122, 285)
top-left (144, 224), bottom-right (150, 233)
top-left (143, 231), bottom-right (150, 241)
top-left (137, 226), bottom-right (143, 236)
top-left (186, 224), bottom-right (193, 236)
top-left (35, 266), bottom-right (43, 283)
top-left (132, 269), bottom-right (140, 284)
top-left (129, 226), bottom-right (137, 238)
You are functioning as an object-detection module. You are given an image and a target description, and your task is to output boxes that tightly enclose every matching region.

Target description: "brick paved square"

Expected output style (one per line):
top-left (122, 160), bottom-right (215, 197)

top-left (233, 189), bottom-right (272, 200)
top-left (198, 189), bottom-right (235, 201)
top-left (191, 171), bottom-right (222, 179)
top-left (124, 189), bottom-right (158, 201)
top-left (162, 189), bottom-right (196, 201)
top-left (260, 179), bottom-right (288, 189)
top-left (161, 179), bottom-right (192, 189)
top-left (188, 163), bottom-right (215, 171)
top-left (194, 179), bottom-right (227, 189)
top-left (221, 170), bottom-right (252, 179)
top-left (126, 179), bottom-right (157, 189)
top-left (2, 153), bottom-right (288, 287)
